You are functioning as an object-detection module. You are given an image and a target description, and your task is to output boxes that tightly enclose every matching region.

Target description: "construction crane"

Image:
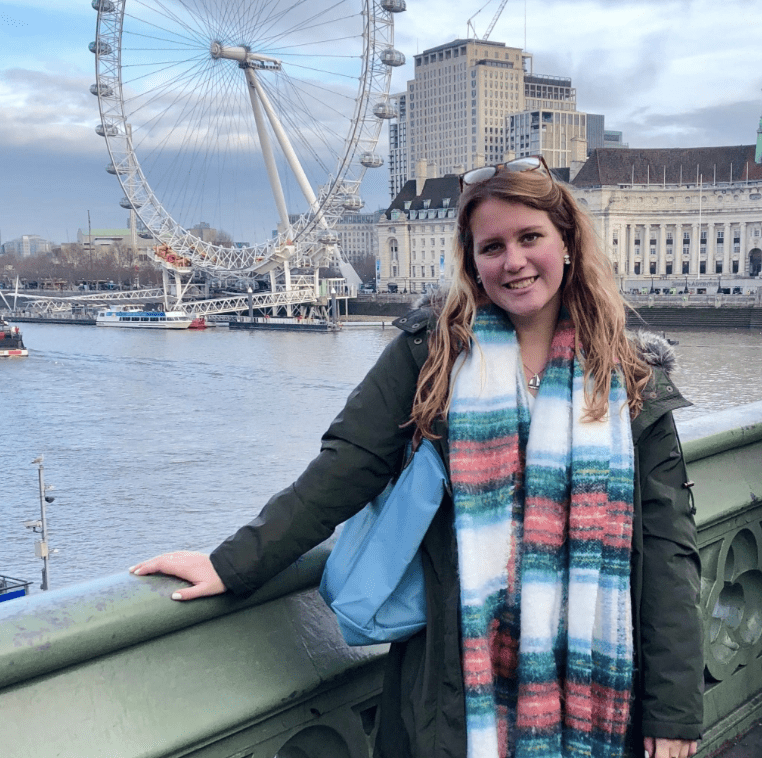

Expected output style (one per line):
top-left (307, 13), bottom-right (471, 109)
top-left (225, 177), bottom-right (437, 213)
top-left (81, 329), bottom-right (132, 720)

top-left (483, 0), bottom-right (509, 40)
top-left (466, 0), bottom-right (509, 41)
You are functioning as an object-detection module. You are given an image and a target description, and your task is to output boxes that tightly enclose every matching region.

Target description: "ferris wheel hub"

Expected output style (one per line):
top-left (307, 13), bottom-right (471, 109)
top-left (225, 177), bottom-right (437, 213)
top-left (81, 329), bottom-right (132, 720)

top-left (210, 43), bottom-right (282, 70)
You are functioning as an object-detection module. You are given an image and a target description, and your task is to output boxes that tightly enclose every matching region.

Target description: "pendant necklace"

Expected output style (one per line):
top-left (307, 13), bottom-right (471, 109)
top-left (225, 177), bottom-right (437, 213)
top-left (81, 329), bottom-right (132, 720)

top-left (523, 363), bottom-right (543, 391)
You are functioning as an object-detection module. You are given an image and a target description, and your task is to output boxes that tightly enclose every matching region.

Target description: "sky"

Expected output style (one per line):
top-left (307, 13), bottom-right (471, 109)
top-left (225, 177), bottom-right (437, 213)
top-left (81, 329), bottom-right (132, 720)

top-left (0, 0), bottom-right (760, 246)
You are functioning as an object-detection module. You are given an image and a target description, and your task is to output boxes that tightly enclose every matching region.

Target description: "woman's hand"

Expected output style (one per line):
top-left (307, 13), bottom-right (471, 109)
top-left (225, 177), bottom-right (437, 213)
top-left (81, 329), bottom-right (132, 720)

top-left (129, 551), bottom-right (227, 600)
top-left (644, 736), bottom-right (698, 758)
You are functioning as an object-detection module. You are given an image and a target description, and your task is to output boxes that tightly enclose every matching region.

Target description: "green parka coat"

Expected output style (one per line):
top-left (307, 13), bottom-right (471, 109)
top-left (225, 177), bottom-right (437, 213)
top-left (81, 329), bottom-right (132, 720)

top-left (210, 308), bottom-right (704, 758)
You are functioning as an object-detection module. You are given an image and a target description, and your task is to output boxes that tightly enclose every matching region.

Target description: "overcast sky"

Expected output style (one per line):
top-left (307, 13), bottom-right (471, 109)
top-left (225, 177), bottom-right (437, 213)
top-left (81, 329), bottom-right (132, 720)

top-left (1, 0), bottom-right (760, 245)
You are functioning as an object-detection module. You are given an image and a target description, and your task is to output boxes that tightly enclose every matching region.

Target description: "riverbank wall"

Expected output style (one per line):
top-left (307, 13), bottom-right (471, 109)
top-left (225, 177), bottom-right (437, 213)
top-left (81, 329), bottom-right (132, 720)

top-left (348, 296), bottom-right (762, 329)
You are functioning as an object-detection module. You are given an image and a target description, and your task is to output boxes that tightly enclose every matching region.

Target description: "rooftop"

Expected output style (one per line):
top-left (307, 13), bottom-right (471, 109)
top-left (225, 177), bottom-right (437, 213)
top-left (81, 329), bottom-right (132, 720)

top-left (573, 145), bottom-right (762, 187)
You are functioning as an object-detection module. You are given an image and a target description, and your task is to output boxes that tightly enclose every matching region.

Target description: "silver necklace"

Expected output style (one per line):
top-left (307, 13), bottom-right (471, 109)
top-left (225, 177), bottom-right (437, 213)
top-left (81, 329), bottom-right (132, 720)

top-left (523, 363), bottom-right (543, 390)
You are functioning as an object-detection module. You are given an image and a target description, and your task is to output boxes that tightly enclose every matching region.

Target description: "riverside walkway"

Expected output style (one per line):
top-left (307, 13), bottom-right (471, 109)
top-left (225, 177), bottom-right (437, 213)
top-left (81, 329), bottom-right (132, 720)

top-left (2, 401), bottom-right (762, 758)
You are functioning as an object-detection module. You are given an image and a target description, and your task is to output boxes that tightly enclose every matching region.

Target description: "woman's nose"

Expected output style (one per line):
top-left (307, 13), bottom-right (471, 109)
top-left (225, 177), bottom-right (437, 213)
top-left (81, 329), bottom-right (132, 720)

top-left (501, 244), bottom-right (526, 272)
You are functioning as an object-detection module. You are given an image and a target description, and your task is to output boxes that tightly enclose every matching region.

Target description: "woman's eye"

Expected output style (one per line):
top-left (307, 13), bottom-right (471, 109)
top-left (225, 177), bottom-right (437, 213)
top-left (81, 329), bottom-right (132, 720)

top-left (521, 233), bottom-right (540, 243)
top-left (479, 242), bottom-right (502, 255)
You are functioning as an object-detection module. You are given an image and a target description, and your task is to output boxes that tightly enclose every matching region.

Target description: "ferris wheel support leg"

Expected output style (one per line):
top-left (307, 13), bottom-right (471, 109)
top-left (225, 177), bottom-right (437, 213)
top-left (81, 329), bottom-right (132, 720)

top-left (162, 268), bottom-right (170, 311)
top-left (269, 271), bottom-right (278, 316)
top-left (243, 68), bottom-right (290, 233)
top-left (284, 266), bottom-right (293, 317)
top-left (247, 71), bottom-right (326, 228)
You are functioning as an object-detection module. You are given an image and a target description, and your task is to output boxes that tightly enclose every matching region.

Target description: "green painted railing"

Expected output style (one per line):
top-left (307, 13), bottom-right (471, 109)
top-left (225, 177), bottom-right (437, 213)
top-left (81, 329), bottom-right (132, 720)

top-left (680, 400), bottom-right (762, 755)
top-left (2, 401), bottom-right (762, 758)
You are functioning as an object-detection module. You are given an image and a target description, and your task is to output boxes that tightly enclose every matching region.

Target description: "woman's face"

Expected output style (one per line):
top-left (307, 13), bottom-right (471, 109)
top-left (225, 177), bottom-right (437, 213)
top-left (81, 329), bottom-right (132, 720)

top-left (470, 198), bottom-right (566, 329)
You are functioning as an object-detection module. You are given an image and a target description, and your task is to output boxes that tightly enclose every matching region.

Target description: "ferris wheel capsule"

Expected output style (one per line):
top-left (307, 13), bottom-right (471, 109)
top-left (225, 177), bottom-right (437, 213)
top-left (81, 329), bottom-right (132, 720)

top-left (89, 40), bottom-right (113, 56)
top-left (380, 48), bottom-right (405, 67)
top-left (90, 83), bottom-right (113, 97)
top-left (372, 101), bottom-right (397, 119)
top-left (95, 122), bottom-right (119, 137)
top-left (317, 230), bottom-right (339, 245)
top-left (106, 162), bottom-right (128, 175)
top-left (92, 0), bottom-right (116, 11)
top-left (381, 0), bottom-right (407, 11)
top-left (120, 196), bottom-right (143, 210)
top-left (340, 194), bottom-right (364, 211)
top-left (360, 152), bottom-right (384, 168)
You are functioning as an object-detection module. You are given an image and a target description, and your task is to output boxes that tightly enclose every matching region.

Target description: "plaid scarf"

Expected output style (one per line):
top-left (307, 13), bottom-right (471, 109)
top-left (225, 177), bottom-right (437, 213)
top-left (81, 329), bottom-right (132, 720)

top-left (449, 306), bottom-right (634, 758)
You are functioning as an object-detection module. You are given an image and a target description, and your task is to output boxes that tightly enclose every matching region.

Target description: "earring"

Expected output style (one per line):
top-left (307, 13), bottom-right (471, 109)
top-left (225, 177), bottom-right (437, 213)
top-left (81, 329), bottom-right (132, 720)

top-left (564, 252), bottom-right (571, 265)
top-left (476, 274), bottom-right (482, 284)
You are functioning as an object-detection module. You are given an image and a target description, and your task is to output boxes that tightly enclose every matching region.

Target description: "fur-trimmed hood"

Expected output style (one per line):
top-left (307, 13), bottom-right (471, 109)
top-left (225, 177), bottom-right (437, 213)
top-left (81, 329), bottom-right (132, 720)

top-left (628, 330), bottom-right (678, 376)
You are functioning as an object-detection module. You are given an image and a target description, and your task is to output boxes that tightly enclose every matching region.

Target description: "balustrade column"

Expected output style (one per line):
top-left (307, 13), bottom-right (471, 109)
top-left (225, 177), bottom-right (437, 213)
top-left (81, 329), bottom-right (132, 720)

top-left (658, 223), bottom-right (667, 275)
top-left (723, 222), bottom-right (732, 275)
top-left (706, 222), bottom-right (716, 273)
top-left (738, 221), bottom-right (747, 275)
top-left (626, 224), bottom-right (634, 276)
top-left (691, 222), bottom-right (700, 276)
top-left (643, 223), bottom-right (652, 275)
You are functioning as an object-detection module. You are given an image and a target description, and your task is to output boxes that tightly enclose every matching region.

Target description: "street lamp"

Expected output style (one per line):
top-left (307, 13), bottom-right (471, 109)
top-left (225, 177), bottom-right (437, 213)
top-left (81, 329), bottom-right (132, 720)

top-left (649, 275), bottom-right (655, 294)
top-left (24, 456), bottom-right (57, 591)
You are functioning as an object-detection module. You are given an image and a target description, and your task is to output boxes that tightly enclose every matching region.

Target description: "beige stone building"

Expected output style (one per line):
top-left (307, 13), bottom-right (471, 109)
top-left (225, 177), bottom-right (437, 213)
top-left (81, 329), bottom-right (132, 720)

top-left (387, 38), bottom-right (590, 195)
top-left (377, 165), bottom-right (458, 293)
top-left (572, 145), bottom-right (762, 290)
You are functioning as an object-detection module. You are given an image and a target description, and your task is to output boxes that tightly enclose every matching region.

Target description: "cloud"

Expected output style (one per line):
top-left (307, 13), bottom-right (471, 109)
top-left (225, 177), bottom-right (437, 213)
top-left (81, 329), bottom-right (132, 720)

top-left (617, 99), bottom-right (761, 149)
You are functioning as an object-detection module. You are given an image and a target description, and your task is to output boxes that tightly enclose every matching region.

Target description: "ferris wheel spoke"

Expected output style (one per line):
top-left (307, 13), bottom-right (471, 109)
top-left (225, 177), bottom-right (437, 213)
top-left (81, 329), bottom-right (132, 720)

top-left (259, 0), bottom-right (353, 48)
top-left (129, 0), bottom-right (207, 40)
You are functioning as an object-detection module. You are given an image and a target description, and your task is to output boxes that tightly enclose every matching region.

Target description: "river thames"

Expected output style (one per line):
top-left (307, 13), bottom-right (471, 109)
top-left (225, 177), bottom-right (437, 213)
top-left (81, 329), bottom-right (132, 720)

top-left (3, 321), bottom-right (762, 591)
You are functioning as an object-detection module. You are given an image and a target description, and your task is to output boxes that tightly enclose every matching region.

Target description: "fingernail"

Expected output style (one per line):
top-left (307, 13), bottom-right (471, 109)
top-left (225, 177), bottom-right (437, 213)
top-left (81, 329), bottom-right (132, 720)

top-left (128, 565), bottom-right (136, 573)
top-left (171, 592), bottom-right (182, 600)
top-left (132, 567), bottom-right (142, 575)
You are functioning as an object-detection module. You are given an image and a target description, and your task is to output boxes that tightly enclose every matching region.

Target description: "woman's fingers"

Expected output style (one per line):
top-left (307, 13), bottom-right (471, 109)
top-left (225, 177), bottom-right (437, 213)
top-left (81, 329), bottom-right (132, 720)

top-left (644, 737), bottom-right (699, 758)
top-left (128, 551), bottom-right (226, 600)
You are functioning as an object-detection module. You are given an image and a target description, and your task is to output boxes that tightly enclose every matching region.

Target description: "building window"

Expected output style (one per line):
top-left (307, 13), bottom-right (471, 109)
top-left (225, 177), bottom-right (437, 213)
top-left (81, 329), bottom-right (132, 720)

top-left (732, 260), bottom-right (739, 273)
top-left (699, 261), bottom-right (706, 274)
top-left (634, 262), bottom-right (641, 275)
top-left (715, 261), bottom-right (722, 274)
top-left (682, 261), bottom-right (689, 274)
top-left (650, 262), bottom-right (656, 274)
top-left (666, 263), bottom-right (673, 275)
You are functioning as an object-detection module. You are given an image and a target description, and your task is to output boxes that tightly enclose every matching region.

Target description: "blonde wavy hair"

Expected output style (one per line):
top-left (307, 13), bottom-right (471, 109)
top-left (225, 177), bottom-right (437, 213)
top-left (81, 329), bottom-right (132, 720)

top-left (411, 169), bottom-right (651, 438)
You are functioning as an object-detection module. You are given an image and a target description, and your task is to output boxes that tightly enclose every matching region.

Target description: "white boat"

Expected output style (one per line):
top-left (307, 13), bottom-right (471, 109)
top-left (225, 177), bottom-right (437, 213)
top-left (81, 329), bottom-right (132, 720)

top-left (96, 307), bottom-right (192, 329)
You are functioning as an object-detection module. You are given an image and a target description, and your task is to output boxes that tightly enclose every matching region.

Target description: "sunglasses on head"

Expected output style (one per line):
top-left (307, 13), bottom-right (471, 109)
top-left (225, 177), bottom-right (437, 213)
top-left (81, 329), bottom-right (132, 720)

top-left (458, 155), bottom-right (553, 191)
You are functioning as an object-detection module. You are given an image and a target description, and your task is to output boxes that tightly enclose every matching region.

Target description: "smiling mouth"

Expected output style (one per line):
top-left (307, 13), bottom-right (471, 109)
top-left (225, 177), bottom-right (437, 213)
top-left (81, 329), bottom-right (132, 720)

top-left (505, 276), bottom-right (538, 290)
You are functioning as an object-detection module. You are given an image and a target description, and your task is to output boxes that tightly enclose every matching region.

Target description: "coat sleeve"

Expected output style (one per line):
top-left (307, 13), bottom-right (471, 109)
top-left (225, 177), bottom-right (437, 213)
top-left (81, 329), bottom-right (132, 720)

top-left (637, 410), bottom-right (704, 740)
top-left (209, 330), bottom-right (422, 596)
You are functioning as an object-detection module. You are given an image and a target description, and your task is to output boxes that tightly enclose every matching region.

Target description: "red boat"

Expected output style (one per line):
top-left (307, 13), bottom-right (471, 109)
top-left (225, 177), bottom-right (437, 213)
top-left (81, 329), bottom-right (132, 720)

top-left (0, 319), bottom-right (28, 357)
top-left (188, 317), bottom-right (207, 330)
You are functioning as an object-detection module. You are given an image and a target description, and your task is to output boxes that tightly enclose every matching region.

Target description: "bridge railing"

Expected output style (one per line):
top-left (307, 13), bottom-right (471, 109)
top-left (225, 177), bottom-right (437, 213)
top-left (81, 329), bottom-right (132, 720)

top-left (2, 402), bottom-right (762, 758)
top-left (680, 400), bottom-right (762, 755)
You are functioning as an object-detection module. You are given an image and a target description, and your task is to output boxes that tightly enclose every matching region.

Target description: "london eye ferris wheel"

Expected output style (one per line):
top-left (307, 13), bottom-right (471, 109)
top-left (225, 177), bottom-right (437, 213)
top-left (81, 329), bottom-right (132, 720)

top-left (90, 0), bottom-right (406, 289)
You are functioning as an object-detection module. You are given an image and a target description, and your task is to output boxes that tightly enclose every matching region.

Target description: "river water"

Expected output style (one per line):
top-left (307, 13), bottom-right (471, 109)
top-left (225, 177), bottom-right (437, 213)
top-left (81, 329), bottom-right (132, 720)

top-left (3, 321), bottom-right (762, 592)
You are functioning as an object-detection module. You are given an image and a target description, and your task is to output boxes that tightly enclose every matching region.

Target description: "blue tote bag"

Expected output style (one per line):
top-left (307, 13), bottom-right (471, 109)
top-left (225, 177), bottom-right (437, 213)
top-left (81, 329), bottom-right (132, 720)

top-left (319, 439), bottom-right (448, 646)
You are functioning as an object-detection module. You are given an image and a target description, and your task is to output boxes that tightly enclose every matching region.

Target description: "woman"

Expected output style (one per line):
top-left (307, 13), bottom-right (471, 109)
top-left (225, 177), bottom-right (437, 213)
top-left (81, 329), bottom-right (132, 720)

top-left (130, 159), bottom-right (703, 758)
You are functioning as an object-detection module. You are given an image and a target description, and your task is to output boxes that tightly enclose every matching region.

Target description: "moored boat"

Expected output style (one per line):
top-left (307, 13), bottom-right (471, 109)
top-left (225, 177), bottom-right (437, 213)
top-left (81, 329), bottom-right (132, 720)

top-left (188, 316), bottom-right (207, 330)
top-left (96, 307), bottom-right (192, 329)
top-left (0, 318), bottom-right (28, 356)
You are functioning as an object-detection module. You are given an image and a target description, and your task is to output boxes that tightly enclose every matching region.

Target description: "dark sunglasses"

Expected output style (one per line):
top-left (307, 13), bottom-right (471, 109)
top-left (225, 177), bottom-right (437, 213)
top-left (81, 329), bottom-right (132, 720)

top-left (458, 155), bottom-right (553, 191)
